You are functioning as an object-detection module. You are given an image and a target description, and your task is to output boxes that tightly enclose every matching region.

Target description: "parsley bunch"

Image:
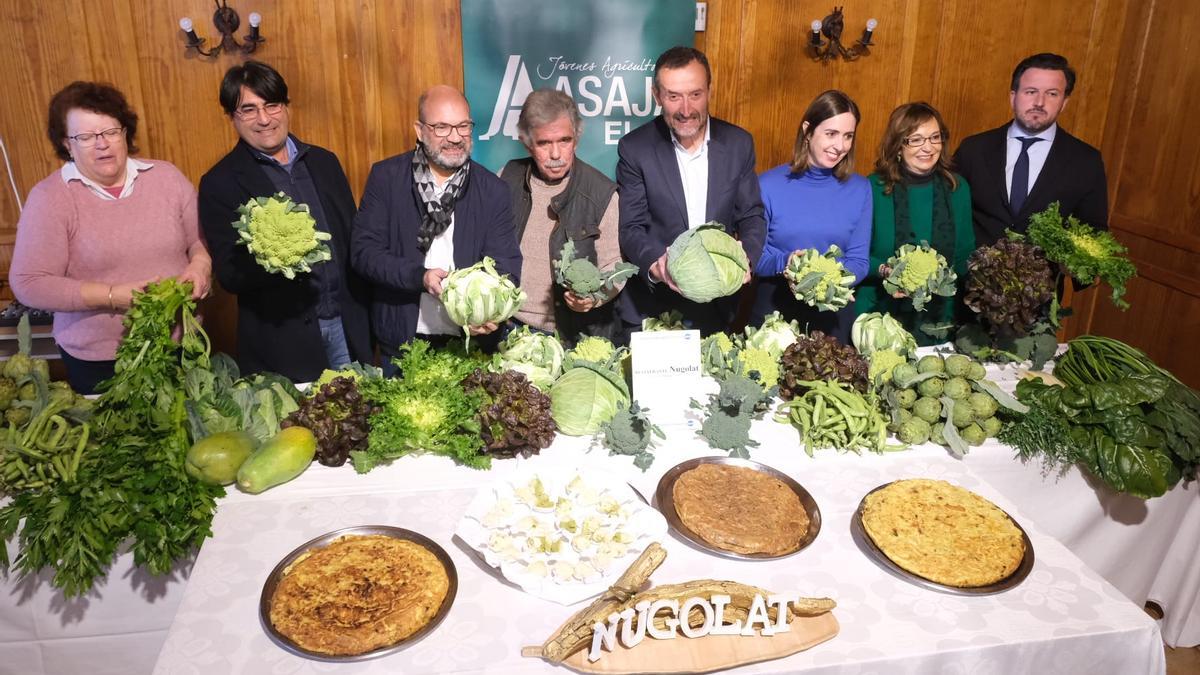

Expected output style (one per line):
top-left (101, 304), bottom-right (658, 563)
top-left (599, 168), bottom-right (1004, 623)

top-left (1, 280), bottom-right (224, 596)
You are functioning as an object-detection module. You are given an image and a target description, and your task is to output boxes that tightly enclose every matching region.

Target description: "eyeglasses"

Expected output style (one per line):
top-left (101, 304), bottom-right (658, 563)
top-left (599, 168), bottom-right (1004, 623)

top-left (421, 121), bottom-right (474, 137)
top-left (67, 127), bottom-right (125, 146)
top-left (234, 102), bottom-right (285, 121)
top-left (902, 133), bottom-right (944, 148)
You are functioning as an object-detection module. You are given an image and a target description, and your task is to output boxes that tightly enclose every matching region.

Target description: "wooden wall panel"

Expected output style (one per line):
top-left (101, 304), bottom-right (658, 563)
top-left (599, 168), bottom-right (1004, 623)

top-left (0, 0), bottom-right (1195, 385)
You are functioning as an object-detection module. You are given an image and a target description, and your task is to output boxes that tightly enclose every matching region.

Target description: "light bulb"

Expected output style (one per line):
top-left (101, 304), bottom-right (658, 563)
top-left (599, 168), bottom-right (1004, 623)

top-left (811, 20), bottom-right (822, 32)
top-left (249, 12), bottom-right (261, 27)
top-left (866, 18), bottom-right (878, 30)
top-left (179, 17), bottom-right (193, 32)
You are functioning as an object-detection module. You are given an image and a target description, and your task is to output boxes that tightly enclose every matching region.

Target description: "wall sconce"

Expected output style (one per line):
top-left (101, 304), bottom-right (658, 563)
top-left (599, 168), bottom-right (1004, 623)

top-left (179, 1), bottom-right (264, 57)
top-left (810, 7), bottom-right (876, 63)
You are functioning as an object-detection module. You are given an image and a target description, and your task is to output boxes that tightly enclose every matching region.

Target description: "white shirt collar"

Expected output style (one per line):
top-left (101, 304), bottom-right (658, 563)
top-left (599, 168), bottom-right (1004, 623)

top-left (60, 157), bottom-right (154, 200)
top-left (1007, 121), bottom-right (1057, 143)
top-left (671, 119), bottom-right (712, 157)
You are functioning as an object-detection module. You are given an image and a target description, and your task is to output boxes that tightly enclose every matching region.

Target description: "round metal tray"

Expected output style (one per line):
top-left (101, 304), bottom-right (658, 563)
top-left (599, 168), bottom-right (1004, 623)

top-left (851, 482), bottom-right (1035, 595)
top-left (654, 456), bottom-right (822, 560)
top-left (259, 525), bottom-right (458, 662)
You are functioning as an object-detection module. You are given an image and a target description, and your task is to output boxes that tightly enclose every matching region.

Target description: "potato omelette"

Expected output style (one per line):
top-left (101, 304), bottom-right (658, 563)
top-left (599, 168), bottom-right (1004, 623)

top-left (861, 479), bottom-right (1026, 587)
top-left (269, 534), bottom-right (450, 656)
top-left (672, 463), bottom-right (810, 556)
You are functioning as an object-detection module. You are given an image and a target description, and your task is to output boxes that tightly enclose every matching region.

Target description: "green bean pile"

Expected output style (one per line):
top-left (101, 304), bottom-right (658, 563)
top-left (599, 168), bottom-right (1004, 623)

top-left (775, 379), bottom-right (902, 456)
top-left (1, 397), bottom-right (91, 490)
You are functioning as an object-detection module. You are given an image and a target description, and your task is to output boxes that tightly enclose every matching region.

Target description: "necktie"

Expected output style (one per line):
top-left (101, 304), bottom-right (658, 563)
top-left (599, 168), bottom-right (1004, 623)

top-left (1010, 136), bottom-right (1043, 217)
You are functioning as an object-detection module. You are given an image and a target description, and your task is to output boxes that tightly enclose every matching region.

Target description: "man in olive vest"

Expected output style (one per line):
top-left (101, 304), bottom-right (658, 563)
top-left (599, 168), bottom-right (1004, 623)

top-left (500, 89), bottom-right (626, 345)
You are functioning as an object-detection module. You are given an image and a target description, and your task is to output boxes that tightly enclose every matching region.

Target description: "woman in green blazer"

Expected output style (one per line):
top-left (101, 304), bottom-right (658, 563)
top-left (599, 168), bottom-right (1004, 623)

top-left (858, 102), bottom-right (974, 344)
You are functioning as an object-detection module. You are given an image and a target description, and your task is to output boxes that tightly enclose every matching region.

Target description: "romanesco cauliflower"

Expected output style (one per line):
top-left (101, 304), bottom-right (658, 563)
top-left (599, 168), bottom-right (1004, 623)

top-left (785, 245), bottom-right (856, 311)
top-left (882, 242), bottom-right (957, 312)
top-left (234, 192), bottom-right (332, 279)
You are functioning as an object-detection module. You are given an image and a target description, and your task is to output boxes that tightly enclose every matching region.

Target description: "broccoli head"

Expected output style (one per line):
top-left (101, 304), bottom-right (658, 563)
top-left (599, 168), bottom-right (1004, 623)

top-left (234, 192), bottom-right (333, 279)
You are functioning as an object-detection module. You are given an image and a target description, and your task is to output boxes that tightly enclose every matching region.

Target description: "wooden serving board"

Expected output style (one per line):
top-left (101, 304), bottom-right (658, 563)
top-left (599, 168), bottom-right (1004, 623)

top-left (535, 613), bottom-right (839, 674)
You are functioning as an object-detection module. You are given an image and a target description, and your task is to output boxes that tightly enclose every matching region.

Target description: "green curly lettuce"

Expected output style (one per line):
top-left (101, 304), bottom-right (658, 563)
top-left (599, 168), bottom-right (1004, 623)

top-left (234, 192), bottom-right (332, 279)
top-left (1027, 203), bottom-right (1136, 309)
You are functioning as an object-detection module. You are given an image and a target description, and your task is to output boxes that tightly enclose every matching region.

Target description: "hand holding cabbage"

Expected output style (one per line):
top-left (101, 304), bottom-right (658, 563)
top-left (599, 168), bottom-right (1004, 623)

top-left (657, 222), bottom-right (751, 303)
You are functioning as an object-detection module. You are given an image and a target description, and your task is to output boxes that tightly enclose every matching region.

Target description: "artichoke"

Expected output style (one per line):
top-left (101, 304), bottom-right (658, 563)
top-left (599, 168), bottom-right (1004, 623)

top-left (0, 376), bottom-right (16, 410)
top-left (883, 242), bottom-right (958, 311)
top-left (778, 331), bottom-right (869, 400)
top-left (962, 238), bottom-right (1054, 336)
top-left (785, 245), bottom-right (856, 311)
top-left (463, 369), bottom-right (556, 458)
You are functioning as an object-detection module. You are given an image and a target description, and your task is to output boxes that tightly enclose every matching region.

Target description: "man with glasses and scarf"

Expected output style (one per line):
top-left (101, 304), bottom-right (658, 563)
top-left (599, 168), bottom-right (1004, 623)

top-left (199, 60), bottom-right (372, 383)
top-left (351, 85), bottom-right (521, 372)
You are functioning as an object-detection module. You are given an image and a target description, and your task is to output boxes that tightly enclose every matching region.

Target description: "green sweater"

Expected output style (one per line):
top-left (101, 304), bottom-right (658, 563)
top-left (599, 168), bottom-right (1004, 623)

top-left (857, 172), bottom-right (975, 345)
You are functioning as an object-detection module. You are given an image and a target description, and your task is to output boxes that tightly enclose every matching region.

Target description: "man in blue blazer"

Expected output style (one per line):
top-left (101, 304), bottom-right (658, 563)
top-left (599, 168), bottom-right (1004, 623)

top-left (954, 53), bottom-right (1108, 247)
top-left (616, 47), bottom-right (766, 339)
top-left (351, 85), bottom-right (521, 370)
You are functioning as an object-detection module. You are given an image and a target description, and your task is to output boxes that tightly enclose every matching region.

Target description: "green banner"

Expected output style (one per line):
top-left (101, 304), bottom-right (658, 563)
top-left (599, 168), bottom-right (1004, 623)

top-left (462, 0), bottom-right (695, 178)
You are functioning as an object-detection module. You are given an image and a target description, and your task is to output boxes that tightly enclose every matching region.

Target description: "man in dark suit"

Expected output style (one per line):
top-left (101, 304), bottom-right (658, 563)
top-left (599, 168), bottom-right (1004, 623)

top-left (350, 85), bottom-right (520, 372)
top-left (199, 61), bottom-right (372, 383)
top-left (616, 46), bottom-right (766, 338)
top-left (954, 52), bottom-right (1108, 247)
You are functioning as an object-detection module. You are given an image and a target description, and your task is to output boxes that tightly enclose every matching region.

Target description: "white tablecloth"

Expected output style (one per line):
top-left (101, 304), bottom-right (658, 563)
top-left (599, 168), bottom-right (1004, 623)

top-left (3, 359), bottom-right (1195, 675)
top-left (150, 431), bottom-right (1165, 675)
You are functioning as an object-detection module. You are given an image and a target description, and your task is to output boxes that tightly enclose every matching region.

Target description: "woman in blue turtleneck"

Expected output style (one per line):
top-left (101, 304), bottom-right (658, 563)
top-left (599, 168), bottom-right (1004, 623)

top-left (751, 90), bottom-right (871, 344)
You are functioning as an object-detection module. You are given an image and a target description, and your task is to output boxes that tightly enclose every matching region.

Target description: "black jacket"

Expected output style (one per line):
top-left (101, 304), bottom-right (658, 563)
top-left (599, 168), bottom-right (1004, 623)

top-left (954, 123), bottom-right (1108, 246)
top-left (350, 152), bottom-right (521, 350)
top-left (500, 157), bottom-right (621, 344)
top-left (198, 138), bottom-right (372, 382)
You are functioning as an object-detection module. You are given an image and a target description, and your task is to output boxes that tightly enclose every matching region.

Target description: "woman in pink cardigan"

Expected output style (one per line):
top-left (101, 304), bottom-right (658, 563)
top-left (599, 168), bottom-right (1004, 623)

top-left (10, 82), bottom-right (212, 393)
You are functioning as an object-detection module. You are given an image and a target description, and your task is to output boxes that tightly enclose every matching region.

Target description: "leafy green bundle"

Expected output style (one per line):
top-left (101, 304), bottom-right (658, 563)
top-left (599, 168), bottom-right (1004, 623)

top-left (1, 280), bottom-right (225, 596)
top-left (1003, 335), bottom-right (1200, 498)
top-left (1027, 203), bottom-right (1136, 309)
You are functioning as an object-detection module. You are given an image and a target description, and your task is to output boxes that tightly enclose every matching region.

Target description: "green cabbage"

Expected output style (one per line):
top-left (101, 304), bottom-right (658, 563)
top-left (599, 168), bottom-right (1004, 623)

top-left (666, 222), bottom-right (750, 303)
top-left (549, 360), bottom-right (630, 435)
top-left (882, 242), bottom-right (957, 312)
top-left (851, 312), bottom-right (918, 357)
top-left (785, 245), bottom-right (855, 311)
top-left (440, 257), bottom-right (526, 335)
top-left (491, 326), bottom-right (564, 391)
top-left (234, 192), bottom-right (332, 279)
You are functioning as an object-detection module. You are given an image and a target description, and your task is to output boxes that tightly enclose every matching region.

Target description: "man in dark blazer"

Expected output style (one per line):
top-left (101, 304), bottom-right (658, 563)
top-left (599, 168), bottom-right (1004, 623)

top-left (954, 52), bottom-right (1108, 247)
top-left (616, 47), bottom-right (766, 338)
top-left (351, 85), bottom-right (520, 371)
top-left (199, 61), bottom-right (372, 383)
